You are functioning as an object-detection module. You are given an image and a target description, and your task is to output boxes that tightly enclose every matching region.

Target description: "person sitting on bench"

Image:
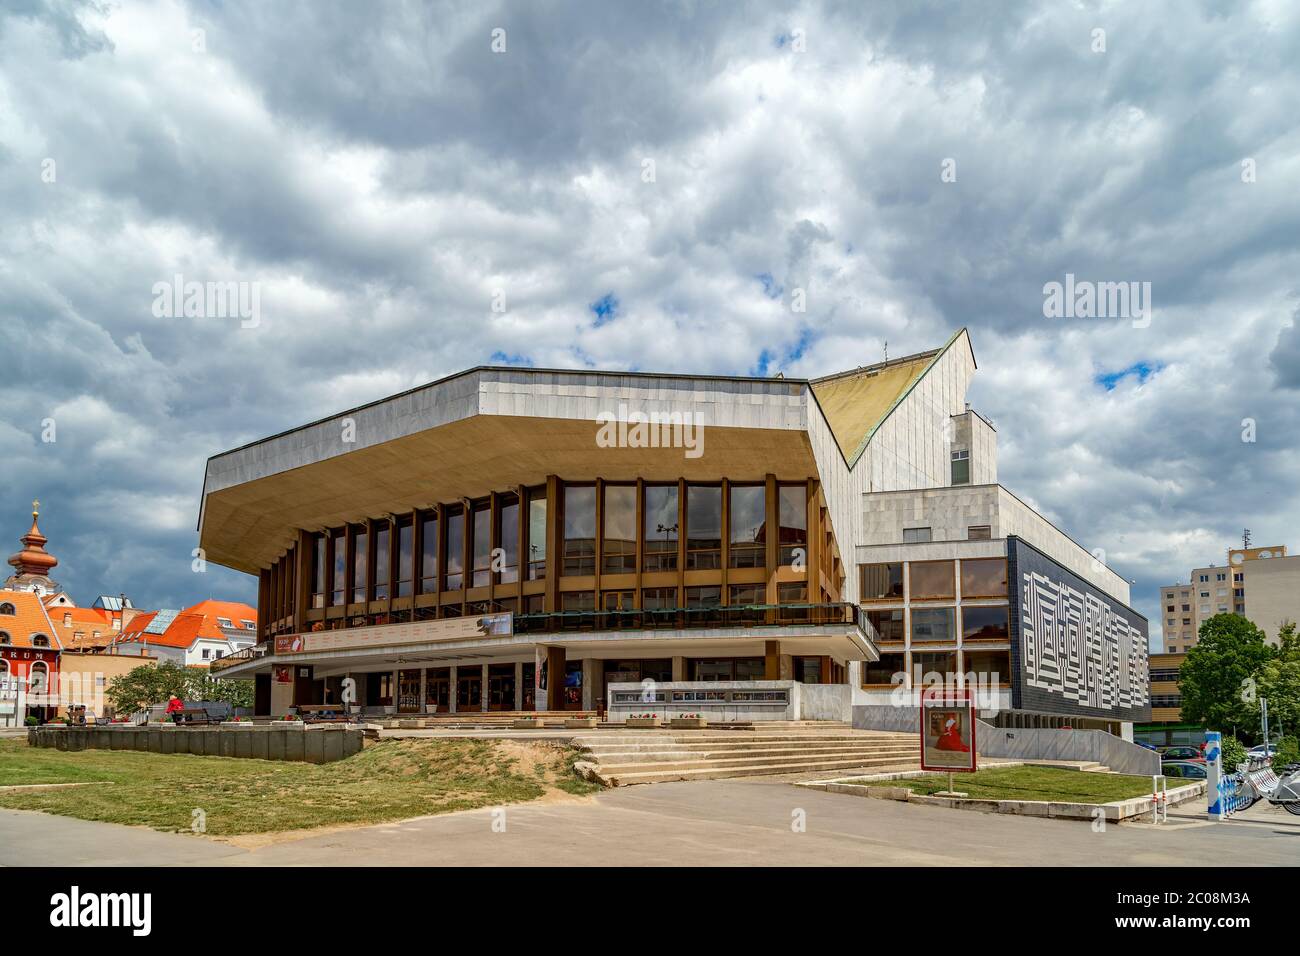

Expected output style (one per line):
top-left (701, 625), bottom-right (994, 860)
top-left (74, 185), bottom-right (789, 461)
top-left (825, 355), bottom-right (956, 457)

top-left (165, 694), bottom-right (185, 724)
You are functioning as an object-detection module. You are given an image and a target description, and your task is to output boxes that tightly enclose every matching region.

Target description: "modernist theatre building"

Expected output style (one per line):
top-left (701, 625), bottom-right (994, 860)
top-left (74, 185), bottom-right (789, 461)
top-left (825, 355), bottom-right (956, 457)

top-left (206, 329), bottom-right (1150, 731)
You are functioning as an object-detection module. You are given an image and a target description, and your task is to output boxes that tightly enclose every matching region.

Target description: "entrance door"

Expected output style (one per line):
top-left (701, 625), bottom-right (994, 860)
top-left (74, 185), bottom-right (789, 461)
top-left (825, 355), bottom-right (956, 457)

top-left (487, 664), bottom-right (515, 711)
top-left (457, 669), bottom-right (482, 710)
top-left (426, 668), bottom-right (450, 712)
top-left (521, 663), bottom-right (536, 711)
top-left (398, 670), bottom-right (422, 713)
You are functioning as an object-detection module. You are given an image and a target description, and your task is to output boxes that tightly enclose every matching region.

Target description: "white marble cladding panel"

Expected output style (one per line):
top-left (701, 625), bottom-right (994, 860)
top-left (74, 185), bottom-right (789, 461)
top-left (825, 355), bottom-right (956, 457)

top-left (805, 387), bottom-right (863, 603)
top-left (855, 538), bottom-right (1008, 564)
top-left (855, 484), bottom-right (1128, 603)
top-left (205, 370), bottom-right (810, 494)
top-left (969, 411), bottom-right (998, 484)
top-left (861, 484), bottom-right (1001, 545)
top-left (861, 339), bottom-right (975, 493)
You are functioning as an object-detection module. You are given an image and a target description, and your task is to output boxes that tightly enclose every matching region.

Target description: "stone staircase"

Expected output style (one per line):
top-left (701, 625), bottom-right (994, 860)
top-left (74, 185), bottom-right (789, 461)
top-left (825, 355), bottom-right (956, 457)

top-left (574, 727), bottom-right (922, 786)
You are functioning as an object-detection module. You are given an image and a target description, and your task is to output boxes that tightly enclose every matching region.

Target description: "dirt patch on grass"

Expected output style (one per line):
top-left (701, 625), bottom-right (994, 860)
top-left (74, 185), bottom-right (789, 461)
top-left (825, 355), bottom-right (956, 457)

top-left (0, 736), bottom-right (602, 838)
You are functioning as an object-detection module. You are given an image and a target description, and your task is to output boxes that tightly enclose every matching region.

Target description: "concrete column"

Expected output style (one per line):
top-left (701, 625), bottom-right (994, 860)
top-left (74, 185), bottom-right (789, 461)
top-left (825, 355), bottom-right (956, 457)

top-left (513, 662), bottom-right (523, 710)
top-left (534, 645), bottom-right (547, 711)
top-left (581, 658), bottom-right (597, 711)
top-left (764, 640), bottom-right (780, 680)
top-left (481, 662), bottom-right (489, 712)
top-left (419, 668), bottom-right (427, 714)
top-left (779, 654), bottom-right (794, 681)
top-left (672, 656), bottom-right (686, 681)
top-left (546, 645), bottom-right (566, 710)
top-left (391, 669), bottom-right (399, 714)
top-left (449, 665), bottom-right (458, 713)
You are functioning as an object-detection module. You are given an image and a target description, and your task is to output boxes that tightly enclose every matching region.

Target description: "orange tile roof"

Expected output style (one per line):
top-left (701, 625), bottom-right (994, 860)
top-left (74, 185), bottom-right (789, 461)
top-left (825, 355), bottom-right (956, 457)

top-left (51, 606), bottom-right (117, 650)
top-left (115, 600), bottom-right (256, 650)
top-left (0, 590), bottom-right (62, 649)
top-left (182, 599), bottom-right (257, 624)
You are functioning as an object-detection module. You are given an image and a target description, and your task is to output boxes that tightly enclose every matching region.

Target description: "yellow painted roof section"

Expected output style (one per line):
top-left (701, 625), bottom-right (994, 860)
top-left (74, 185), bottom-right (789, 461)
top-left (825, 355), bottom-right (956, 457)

top-left (811, 353), bottom-right (935, 462)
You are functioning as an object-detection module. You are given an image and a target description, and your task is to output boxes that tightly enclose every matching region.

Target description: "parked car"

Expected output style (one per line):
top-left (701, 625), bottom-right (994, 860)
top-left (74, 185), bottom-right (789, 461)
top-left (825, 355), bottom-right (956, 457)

top-left (1247, 744), bottom-right (1277, 759)
top-left (1162, 760), bottom-right (1208, 779)
top-left (1160, 746), bottom-right (1205, 761)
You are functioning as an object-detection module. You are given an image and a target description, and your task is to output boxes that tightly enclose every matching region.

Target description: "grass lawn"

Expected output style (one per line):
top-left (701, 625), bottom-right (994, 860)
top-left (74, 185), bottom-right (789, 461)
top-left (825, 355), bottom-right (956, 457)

top-left (0, 737), bottom-right (600, 835)
top-left (851, 766), bottom-right (1173, 804)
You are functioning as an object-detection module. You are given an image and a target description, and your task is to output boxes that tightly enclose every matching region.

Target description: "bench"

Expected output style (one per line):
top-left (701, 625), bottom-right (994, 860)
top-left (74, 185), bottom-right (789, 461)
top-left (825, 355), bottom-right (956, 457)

top-left (173, 708), bottom-right (222, 725)
top-left (297, 704), bottom-right (353, 723)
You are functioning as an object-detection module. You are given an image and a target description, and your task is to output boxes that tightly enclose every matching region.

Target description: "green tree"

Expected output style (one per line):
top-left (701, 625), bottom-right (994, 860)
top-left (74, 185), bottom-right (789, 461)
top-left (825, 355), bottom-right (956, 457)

top-left (1256, 622), bottom-right (1300, 740)
top-left (1178, 614), bottom-right (1275, 740)
top-left (106, 662), bottom-right (252, 714)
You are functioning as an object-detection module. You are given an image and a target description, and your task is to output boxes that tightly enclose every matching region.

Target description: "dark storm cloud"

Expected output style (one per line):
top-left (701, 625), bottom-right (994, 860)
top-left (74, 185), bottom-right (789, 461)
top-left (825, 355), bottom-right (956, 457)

top-left (2, 0), bottom-right (1299, 646)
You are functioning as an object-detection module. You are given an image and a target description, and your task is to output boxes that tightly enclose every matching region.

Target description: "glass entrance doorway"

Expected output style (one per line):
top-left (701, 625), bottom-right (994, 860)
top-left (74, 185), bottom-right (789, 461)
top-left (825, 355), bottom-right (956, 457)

top-left (426, 667), bottom-right (450, 712)
top-left (398, 669), bottom-right (422, 713)
top-left (487, 663), bottom-right (516, 710)
top-left (457, 668), bottom-right (482, 710)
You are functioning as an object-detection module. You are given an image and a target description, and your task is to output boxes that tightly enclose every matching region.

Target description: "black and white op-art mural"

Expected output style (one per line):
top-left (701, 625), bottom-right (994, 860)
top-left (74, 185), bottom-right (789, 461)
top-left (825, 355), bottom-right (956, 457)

top-left (1008, 538), bottom-right (1150, 722)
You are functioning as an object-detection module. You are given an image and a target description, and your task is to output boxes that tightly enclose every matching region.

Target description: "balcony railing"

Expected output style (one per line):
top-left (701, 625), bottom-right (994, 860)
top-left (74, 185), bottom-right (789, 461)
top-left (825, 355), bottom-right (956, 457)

top-left (514, 602), bottom-right (867, 634)
top-left (209, 603), bottom-right (871, 674)
top-left (209, 642), bottom-right (269, 674)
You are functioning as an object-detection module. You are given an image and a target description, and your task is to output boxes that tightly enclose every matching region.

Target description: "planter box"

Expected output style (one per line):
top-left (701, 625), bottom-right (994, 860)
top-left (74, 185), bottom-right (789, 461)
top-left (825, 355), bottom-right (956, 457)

top-left (513, 718), bottom-right (546, 729)
top-left (271, 720), bottom-right (305, 728)
top-left (670, 717), bottom-right (708, 729)
top-left (564, 718), bottom-right (598, 729)
top-left (625, 717), bottom-right (663, 728)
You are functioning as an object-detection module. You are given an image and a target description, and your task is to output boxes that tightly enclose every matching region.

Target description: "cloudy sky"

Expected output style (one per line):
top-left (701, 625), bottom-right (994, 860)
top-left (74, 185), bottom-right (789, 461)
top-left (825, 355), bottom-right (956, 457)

top-left (2, 0), bottom-right (1298, 647)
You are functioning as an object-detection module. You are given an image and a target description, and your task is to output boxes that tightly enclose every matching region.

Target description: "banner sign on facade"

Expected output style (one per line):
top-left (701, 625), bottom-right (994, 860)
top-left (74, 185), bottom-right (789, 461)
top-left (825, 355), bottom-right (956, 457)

top-left (920, 688), bottom-right (977, 773)
top-left (274, 612), bottom-right (513, 656)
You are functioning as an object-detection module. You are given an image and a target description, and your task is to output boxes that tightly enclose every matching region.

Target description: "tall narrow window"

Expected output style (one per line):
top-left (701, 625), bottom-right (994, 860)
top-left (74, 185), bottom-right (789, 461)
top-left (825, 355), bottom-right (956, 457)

top-left (311, 533), bottom-right (326, 608)
top-left (951, 449), bottom-right (970, 485)
top-left (526, 489), bottom-right (547, 580)
top-left (562, 484), bottom-right (596, 575)
top-left (444, 507), bottom-right (464, 591)
top-left (471, 501), bottom-right (491, 587)
top-left (396, 517), bottom-right (413, 597)
top-left (643, 484), bottom-right (678, 571)
top-left (686, 484), bottom-right (721, 570)
top-left (728, 485), bottom-right (766, 568)
top-left (351, 525), bottom-right (369, 603)
top-left (602, 485), bottom-right (636, 573)
top-left (420, 511), bottom-right (438, 593)
top-left (497, 494), bottom-right (519, 584)
top-left (778, 484), bottom-right (808, 566)
top-left (330, 529), bottom-right (345, 605)
top-left (373, 523), bottom-right (391, 600)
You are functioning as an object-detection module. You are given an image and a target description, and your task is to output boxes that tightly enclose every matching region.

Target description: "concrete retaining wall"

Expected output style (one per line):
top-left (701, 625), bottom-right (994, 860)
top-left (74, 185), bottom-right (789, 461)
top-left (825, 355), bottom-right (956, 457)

top-left (27, 724), bottom-right (364, 764)
top-left (799, 684), bottom-right (852, 721)
top-left (974, 722), bottom-right (1161, 776)
top-left (852, 704), bottom-right (922, 733)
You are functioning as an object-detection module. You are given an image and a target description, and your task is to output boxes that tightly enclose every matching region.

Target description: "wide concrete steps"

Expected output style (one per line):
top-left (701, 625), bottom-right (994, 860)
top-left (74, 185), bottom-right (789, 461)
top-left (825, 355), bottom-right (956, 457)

top-left (582, 741), bottom-right (917, 760)
top-left (599, 753), bottom-right (921, 786)
top-left (578, 730), bottom-right (922, 786)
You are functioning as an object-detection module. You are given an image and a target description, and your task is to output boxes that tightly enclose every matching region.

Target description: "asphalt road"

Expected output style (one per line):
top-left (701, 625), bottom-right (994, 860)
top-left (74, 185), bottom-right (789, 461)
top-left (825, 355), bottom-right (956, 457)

top-left (2, 777), bottom-right (1297, 867)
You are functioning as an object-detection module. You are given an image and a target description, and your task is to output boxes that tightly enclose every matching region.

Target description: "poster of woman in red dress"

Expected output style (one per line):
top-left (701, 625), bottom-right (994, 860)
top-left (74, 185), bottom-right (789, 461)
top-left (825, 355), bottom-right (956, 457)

top-left (921, 696), bottom-right (977, 771)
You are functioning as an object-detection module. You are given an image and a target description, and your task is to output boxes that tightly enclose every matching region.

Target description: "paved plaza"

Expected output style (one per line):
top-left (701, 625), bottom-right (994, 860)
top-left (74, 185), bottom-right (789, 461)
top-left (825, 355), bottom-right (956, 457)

top-left (2, 777), bottom-right (1296, 867)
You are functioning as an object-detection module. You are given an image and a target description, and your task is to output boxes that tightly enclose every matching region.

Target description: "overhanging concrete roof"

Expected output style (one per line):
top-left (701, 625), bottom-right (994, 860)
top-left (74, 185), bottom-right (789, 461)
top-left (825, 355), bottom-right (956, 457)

top-left (199, 367), bottom-right (826, 574)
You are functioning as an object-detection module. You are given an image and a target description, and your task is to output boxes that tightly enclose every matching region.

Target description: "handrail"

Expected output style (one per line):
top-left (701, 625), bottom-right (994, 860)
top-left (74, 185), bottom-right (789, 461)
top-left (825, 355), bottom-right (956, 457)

top-left (209, 642), bottom-right (268, 674)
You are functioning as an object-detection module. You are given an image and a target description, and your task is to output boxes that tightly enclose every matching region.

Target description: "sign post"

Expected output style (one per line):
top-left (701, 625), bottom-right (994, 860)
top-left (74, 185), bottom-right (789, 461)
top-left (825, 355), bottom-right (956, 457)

top-left (1205, 730), bottom-right (1227, 821)
top-left (920, 687), bottom-right (977, 796)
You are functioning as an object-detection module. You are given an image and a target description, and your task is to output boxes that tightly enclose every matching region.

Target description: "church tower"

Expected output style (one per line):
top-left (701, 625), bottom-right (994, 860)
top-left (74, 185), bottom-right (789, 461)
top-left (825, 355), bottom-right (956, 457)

top-left (4, 500), bottom-right (61, 597)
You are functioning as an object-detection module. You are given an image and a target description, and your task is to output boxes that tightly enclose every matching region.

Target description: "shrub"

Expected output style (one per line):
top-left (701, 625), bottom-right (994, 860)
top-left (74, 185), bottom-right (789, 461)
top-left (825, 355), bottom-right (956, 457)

top-left (1275, 736), bottom-right (1300, 768)
top-left (1220, 735), bottom-right (1248, 770)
